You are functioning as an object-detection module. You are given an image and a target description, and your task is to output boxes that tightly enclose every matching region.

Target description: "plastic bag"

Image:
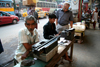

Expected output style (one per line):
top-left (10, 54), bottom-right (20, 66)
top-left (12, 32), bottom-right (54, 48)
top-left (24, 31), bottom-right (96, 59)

top-left (92, 19), bottom-right (94, 22)
top-left (91, 19), bottom-right (94, 24)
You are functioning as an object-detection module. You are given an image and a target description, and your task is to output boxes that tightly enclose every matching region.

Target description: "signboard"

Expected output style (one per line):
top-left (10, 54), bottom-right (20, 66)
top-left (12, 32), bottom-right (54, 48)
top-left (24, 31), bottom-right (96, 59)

top-left (71, 0), bottom-right (79, 10)
top-left (15, 0), bottom-right (20, 4)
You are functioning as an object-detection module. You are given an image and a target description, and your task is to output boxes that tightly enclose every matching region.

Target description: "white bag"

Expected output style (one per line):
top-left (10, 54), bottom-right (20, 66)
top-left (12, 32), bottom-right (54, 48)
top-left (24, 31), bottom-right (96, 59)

top-left (92, 19), bottom-right (94, 22)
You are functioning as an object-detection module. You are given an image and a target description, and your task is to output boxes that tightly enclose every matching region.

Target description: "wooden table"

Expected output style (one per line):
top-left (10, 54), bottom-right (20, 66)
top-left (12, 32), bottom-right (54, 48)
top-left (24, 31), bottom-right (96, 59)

top-left (45, 39), bottom-right (74, 67)
top-left (14, 39), bottom-right (74, 67)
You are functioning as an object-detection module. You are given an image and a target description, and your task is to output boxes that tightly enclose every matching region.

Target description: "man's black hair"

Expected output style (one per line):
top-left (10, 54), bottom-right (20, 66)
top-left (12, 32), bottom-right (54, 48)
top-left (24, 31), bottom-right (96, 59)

top-left (48, 13), bottom-right (56, 19)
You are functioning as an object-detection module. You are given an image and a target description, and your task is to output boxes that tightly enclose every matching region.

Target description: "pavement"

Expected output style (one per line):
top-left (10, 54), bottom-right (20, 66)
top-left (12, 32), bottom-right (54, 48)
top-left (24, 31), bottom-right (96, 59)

top-left (0, 21), bottom-right (100, 67)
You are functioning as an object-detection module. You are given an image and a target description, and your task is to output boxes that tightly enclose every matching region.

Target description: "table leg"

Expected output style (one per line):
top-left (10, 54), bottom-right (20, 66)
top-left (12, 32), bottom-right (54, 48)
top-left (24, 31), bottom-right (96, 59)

top-left (69, 43), bottom-right (73, 63)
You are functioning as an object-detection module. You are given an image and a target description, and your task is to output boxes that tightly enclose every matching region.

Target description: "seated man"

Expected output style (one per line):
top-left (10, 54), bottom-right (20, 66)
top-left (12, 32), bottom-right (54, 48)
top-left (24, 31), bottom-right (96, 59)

top-left (14, 15), bottom-right (39, 63)
top-left (43, 14), bottom-right (72, 62)
top-left (43, 13), bottom-right (59, 39)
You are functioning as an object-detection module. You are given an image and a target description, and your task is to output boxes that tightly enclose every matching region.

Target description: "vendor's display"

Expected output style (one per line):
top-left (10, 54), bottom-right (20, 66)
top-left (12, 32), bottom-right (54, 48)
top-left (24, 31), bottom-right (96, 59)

top-left (73, 22), bottom-right (86, 43)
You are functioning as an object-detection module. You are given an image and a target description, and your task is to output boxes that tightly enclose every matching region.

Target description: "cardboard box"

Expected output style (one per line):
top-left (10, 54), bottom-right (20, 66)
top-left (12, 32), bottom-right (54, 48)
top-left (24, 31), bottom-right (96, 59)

top-left (23, 0), bottom-right (36, 6)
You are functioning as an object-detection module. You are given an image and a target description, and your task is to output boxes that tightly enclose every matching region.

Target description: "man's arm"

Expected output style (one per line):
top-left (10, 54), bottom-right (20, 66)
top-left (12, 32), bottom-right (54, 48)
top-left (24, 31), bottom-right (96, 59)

top-left (23, 43), bottom-right (33, 51)
top-left (43, 25), bottom-right (51, 39)
top-left (70, 11), bottom-right (73, 28)
top-left (92, 11), bottom-right (94, 19)
top-left (56, 19), bottom-right (58, 25)
top-left (70, 21), bottom-right (73, 28)
top-left (21, 43), bottom-right (34, 60)
top-left (21, 42), bottom-right (39, 60)
top-left (56, 10), bottom-right (59, 25)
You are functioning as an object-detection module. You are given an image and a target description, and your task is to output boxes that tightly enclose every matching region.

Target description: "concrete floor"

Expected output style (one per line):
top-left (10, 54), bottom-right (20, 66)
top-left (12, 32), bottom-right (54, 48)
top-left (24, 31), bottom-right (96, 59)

top-left (58, 24), bottom-right (100, 67)
top-left (2, 24), bottom-right (100, 67)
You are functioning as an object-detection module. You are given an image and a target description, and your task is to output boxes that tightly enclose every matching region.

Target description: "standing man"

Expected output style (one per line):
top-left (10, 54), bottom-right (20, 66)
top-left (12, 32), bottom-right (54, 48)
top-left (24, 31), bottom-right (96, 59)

top-left (14, 15), bottom-right (39, 63)
top-left (20, 8), bottom-right (23, 19)
top-left (56, 2), bottom-right (73, 62)
top-left (56, 2), bottom-right (73, 32)
top-left (15, 9), bottom-right (19, 17)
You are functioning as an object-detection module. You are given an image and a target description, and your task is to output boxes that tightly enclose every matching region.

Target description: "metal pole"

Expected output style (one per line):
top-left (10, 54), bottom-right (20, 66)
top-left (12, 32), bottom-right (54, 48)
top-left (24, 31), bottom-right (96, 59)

top-left (13, 0), bottom-right (16, 9)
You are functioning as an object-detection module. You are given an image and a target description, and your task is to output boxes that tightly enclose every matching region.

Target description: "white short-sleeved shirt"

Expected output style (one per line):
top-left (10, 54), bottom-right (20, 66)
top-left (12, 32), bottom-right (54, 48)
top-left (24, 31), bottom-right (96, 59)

top-left (15, 28), bottom-right (39, 62)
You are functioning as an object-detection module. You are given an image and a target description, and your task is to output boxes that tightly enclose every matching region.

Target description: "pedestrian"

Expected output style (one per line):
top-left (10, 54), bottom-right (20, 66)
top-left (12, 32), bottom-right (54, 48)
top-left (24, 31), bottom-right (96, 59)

top-left (92, 7), bottom-right (98, 29)
top-left (28, 7), bottom-right (39, 28)
top-left (20, 8), bottom-right (23, 19)
top-left (31, 7), bottom-right (39, 23)
top-left (27, 7), bottom-right (31, 15)
top-left (14, 15), bottom-right (39, 63)
top-left (15, 9), bottom-right (19, 17)
top-left (87, 8), bottom-right (91, 15)
top-left (56, 2), bottom-right (73, 32)
top-left (43, 13), bottom-right (60, 39)
top-left (98, 10), bottom-right (100, 29)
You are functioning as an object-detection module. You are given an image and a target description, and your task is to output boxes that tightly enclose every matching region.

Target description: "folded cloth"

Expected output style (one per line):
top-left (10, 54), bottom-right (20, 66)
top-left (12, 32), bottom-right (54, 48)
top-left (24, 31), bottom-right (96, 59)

top-left (21, 59), bottom-right (35, 67)
top-left (0, 39), bottom-right (4, 54)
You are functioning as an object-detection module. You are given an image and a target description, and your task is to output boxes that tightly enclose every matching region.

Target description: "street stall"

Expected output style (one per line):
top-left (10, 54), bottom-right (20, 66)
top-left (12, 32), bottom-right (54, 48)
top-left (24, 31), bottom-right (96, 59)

top-left (73, 22), bottom-right (86, 44)
top-left (14, 37), bottom-right (74, 67)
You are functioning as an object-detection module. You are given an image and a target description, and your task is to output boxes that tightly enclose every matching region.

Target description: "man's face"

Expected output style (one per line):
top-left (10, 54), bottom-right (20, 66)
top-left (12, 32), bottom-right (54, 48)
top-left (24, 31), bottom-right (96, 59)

top-left (25, 20), bottom-right (36, 33)
top-left (95, 7), bottom-right (98, 11)
top-left (31, 7), bottom-right (35, 12)
top-left (63, 4), bottom-right (69, 12)
top-left (49, 18), bottom-right (56, 23)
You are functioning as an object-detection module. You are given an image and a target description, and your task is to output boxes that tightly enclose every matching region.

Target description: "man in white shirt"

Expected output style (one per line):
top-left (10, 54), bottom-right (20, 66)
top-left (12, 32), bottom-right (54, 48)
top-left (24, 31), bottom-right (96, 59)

top-left (14, 15), bottom-right (39, 63)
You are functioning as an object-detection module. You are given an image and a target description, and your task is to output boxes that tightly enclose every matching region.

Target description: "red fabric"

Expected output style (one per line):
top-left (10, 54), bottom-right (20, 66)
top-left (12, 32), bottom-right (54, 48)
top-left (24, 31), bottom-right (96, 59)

top-left (84, 3), bottom-right (88, 11)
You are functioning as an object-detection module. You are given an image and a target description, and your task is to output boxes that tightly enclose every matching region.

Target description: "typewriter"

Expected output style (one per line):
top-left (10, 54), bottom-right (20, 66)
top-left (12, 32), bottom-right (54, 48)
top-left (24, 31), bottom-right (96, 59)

top-left (32, 35), bottom-right (60, 56)
top-left (60, 28), bottom-right (75, 40)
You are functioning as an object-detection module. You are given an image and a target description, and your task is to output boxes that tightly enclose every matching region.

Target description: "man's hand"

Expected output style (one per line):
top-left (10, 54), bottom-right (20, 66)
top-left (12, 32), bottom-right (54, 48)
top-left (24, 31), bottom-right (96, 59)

top-left (58, 32), bottom-right (61, 35)
top-left (55, 34), bottom-right (59, 36)
top-left (56, 19), bottom-right (58, 25)
top-left (70, 21), bottom-right (73, 28)
top-left (21, 51), bottom-right (29, 60)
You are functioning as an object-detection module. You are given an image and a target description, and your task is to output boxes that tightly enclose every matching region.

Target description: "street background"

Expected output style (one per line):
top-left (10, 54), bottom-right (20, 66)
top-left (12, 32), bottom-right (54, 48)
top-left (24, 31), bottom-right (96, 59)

top-left (0, 17), bottom-right (100, 67)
